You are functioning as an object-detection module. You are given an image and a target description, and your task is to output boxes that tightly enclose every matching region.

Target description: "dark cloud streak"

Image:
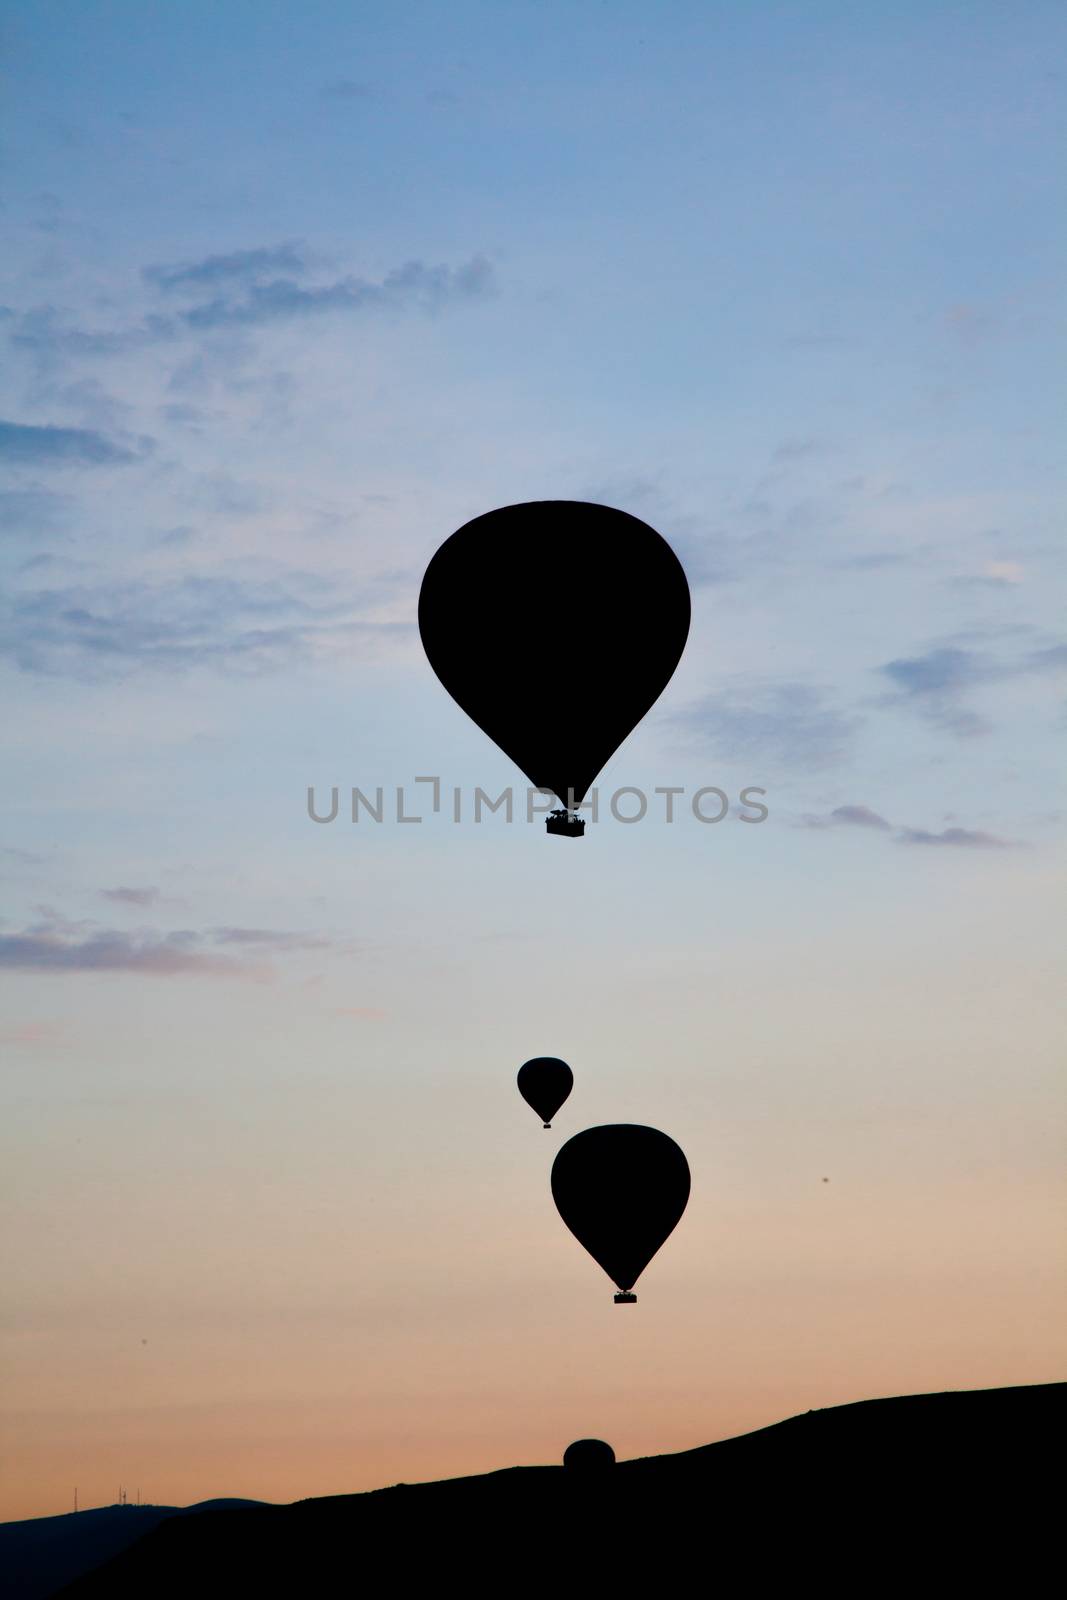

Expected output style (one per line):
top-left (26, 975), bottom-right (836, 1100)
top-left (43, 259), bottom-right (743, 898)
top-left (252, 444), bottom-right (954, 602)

top-left (0, 919), bottom-right (343, 976)
top-left (0, 419), bottom-right (145, 467)
top-left (896, 827), bottom-right (1013, 849)
top-left (143, 244), bottom-right (309, 293)
top-left (100, 887), bottom-right (162, 907)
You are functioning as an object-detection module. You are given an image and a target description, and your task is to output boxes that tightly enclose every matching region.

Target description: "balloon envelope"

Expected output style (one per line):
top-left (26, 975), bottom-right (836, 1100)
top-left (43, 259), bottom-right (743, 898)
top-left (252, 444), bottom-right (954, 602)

top-left (517, 1056), bottom-right (573, 1127)
top-left (551, 1124), bottom-right (690, 1295)
top-left (418, 502), bottom-right (691, 809)
top-left (563, 1439), bottom-right (616, 1471)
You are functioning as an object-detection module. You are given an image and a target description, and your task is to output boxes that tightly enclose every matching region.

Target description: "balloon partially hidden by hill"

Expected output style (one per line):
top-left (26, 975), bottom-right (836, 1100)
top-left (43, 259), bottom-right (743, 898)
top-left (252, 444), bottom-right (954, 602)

top-left (563, 1439), bottom-right (615, 1471)
top-left (42, 1384), bottom-right (1064, 1596)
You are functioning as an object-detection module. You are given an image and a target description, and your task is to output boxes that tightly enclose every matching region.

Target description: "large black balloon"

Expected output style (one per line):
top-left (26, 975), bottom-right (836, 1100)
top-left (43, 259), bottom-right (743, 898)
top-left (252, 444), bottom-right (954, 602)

top-left (418, 502), bottom-right (691, 809)
top-left (551, 1124), bottom-right (690, 1299)
top-left (517, 1056), bottom-right (573, 1128)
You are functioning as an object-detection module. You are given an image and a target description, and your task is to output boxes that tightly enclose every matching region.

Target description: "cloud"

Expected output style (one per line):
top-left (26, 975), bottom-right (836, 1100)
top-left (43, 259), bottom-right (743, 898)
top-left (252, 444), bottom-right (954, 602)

top-left (877, 646), bottom-right (996, 735)
top-left (802, 804), bottom-right (891, 831)
top-left (799, 809), bottom-right (1019, 851)
top-left (675, 682), bottom-right (859, 769)
top-left (877, 639), bottom-right (1067, 736)
top-left (0, 919), bottom-right (341, 976)
top-left (209, 927), bottom-right (334, 951)
top-left (896, 827), bottom-right (1013, 849)
top-left (6, 306), bottom-right (175, 362)
top-left (0, 569), bottom-right (412, 678)
top-left (332, 1006), bottom-right (386, 1020)
top-left (0, 419), bottom-right (146, 467)
top-left (143, 243), bottom-right (310, 293)
top-left (0, 925), bottom-right (248, 977)
top-left (100, 887), bottom-right (162, 907)
top-left (5, 253), bottom-right (495, 362)
top-left (177, 255), bottom-right (494, 331)
top-left (880, 646), bottom-right (991, 697)
top-left (832, 804), bottom-right (891, 829)
top-left (835, 551), bottom-right (910, 571)
top-left (771, 436), bottom-right (827, 462)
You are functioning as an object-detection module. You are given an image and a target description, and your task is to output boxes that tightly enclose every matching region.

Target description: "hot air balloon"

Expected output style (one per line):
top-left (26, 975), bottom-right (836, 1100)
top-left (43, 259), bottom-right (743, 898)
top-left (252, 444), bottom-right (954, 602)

top-left (517, 1056), bottom-right (573, 1128)
top-left (563, 1439), bottom-right (616, 1470)
top-left (418, 502), bottom-right (691, 836)
top-left (551, 1124), bottom-right (690, 1302)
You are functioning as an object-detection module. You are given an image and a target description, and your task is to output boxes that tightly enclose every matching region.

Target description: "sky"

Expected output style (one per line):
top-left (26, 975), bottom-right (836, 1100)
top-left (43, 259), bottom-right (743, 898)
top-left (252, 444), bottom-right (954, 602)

top-left (1, 0), bottom-right (1064, 1522)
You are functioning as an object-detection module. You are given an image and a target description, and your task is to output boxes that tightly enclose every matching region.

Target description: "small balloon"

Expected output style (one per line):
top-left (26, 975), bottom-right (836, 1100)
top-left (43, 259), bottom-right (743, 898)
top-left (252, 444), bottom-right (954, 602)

top-left (517, 1056), bottom-right (573, 1128)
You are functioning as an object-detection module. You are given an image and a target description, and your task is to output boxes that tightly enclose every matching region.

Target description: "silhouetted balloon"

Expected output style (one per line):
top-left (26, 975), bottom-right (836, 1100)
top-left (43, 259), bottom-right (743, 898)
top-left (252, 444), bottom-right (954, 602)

top-left (418, 503), bottom-right (691, 822)
top-left (517, 1056), bottom-right (573, 1128)
top-left (551, 1124), bottom-right (690, 1301)
top-left (563, 1439), bottom-right (616, 1470)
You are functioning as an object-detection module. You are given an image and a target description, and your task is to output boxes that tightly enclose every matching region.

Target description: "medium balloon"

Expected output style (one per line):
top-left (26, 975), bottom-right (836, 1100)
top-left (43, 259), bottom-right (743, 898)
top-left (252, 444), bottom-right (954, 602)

top-left (551, 1124), bottom-right (690, 1302)
top-left (517, 1056), bottom-right (573, 1128)
top-left (418, 502), bottom-right (691, 836)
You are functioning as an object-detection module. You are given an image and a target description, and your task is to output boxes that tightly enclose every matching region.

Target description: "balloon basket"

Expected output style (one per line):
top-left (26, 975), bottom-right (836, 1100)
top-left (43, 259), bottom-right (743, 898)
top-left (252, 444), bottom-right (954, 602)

top-left (546, 809), bottom-right (585, 837)
top-left (613, 1292), bottom-right (637, 1304)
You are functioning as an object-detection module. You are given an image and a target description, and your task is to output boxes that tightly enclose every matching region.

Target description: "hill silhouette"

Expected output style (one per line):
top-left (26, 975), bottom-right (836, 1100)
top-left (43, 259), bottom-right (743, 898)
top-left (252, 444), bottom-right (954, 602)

top-left (37, 1383), bottom-right (1062, 1595)
top-left (0, 1500), bottom-right (264, 1600)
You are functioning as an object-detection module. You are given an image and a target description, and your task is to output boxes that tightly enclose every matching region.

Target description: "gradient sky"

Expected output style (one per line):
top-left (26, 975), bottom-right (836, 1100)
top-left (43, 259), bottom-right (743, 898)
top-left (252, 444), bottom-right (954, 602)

top-left (1, 1), bottom-right (1064, 1522)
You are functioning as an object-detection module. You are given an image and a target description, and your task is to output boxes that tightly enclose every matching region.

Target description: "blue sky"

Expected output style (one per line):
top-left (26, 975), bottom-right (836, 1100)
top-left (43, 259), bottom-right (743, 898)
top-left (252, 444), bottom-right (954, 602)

top-left (1, 1), bottom-right (1064, 1519)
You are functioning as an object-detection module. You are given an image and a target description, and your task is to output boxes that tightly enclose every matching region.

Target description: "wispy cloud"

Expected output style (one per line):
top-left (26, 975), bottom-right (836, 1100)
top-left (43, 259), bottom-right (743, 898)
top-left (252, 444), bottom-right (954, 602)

top-left (100, 886), bottom-right (162, 907)
top-left (0, 570), bottom-right (412, 678)
top-left (0, 918), bottom-right (341, 977)
top-left (675, 682), bottom-right (859, 769)
top-left (0, 419), bottom-right (147, 467)
top-left (802, 804), bottom-right (891, 831)
top-left (880, 646), bottom-right (992, 697)
top-left (877, 639), bottom-right (1067, 735)
top-left (877, 644), bottom-right (995, 735)
top-left (5, 253), bottom-right (495, 363)
top-left (896, 826), bottom-right (1013, 849)
top-left (0, 925), bottom-right (248, 977)
top-left (143, 243), bottom-right (310, 293)
top-left (799, 807), bottom-right (1019, 851)
top-left (178, 256), bottom-right (494, 331)
top-left (209, 927), bottom-right (334, 951)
